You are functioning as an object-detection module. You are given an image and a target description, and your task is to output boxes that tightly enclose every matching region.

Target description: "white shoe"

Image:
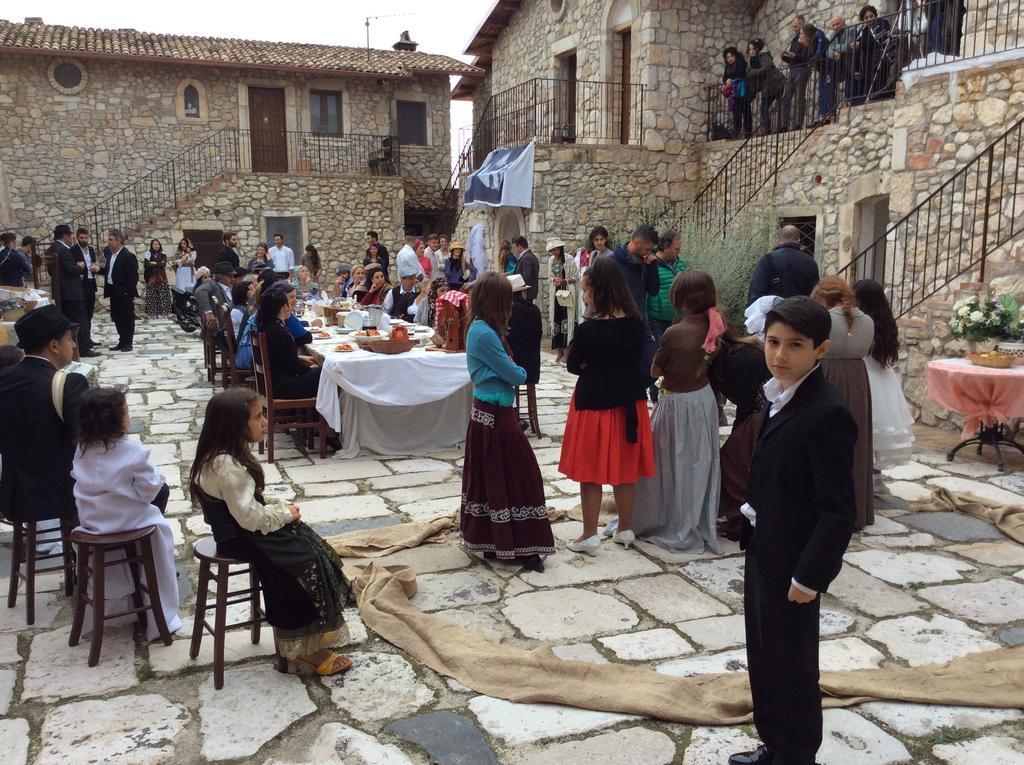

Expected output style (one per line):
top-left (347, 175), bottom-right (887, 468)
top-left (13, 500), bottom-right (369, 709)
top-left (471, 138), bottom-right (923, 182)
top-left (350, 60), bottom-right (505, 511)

top-left (566, 535), bottom-right (601, 556)
top-left (600, 525), bottom-right (614, 539)
top-left (612, 530), bottom-right (636, 550)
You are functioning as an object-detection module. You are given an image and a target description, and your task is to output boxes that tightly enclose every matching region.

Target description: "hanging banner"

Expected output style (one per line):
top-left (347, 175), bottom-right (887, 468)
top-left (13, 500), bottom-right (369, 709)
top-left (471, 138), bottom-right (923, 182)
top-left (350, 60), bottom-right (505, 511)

top-left (463, 141), bottom-right (535, 210)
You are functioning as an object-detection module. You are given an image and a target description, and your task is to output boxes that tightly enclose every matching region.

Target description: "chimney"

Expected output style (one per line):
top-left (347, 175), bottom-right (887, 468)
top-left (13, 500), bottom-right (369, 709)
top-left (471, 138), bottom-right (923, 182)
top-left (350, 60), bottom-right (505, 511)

top-left (24, 17), bottom-right (44, 24)
top-left (392, 31), bottom-right (418, 52)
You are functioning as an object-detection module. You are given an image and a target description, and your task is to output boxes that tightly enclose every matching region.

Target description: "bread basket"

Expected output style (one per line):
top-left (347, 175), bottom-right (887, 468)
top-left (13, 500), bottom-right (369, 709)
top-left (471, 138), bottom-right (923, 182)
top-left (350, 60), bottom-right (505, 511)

top-left (966, 352), bottom-right (1015, 369)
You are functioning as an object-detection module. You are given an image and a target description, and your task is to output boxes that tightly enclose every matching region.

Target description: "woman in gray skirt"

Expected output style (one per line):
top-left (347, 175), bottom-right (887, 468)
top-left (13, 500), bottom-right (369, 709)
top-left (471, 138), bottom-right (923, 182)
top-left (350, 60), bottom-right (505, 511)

top-left (613, 270), bottom-right (726, 553)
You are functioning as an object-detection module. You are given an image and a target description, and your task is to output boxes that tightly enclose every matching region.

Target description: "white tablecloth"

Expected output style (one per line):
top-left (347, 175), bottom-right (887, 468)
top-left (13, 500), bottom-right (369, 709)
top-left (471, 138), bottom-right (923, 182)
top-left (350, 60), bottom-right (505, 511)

top-left (314, 343), bottom-right (472, 458)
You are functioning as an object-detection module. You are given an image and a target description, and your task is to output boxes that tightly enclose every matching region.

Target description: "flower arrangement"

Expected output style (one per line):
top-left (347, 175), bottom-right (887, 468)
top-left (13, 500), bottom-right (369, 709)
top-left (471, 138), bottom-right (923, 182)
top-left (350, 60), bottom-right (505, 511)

top-left (949, 294), bottom-right (1018, 341)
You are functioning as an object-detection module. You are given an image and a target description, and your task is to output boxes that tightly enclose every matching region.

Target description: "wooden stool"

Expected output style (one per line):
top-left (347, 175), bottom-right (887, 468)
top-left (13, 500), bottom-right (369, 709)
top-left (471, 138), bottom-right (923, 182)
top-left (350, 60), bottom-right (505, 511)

top-left (68, 526), bottom-right (174, 666)
top-left (190, 537), bottom-right (284, 689)
top-left (6, 518), bottom-right (76, 625)
top-left (516, 385), bottom-right (543, 438)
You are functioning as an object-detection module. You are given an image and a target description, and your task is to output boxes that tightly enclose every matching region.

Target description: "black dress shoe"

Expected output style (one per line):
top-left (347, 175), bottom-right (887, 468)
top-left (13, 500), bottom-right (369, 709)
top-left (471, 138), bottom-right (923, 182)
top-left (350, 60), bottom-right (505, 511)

top-left (117, 345), bottom-right (133, 352)
top-left (79, 349), bottom-right (101, 358)
top-left (729, 745), bottom-right (774, 765)
top-left (108, 343), bottom-right (124, 351)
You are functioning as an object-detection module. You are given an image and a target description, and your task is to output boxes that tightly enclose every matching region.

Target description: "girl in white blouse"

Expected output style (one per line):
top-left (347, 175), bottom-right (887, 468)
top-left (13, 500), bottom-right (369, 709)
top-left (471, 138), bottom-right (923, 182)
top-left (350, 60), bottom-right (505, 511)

top-left (188, 387), bottom-right (353, 676)
top-left (72, 388), bottom-right (180, 639)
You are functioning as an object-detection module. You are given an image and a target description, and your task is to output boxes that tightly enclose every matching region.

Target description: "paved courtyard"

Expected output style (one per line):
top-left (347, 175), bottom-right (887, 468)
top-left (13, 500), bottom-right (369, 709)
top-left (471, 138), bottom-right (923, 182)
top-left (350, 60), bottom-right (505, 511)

top-left (2, 315), bottom-right (1024, 765)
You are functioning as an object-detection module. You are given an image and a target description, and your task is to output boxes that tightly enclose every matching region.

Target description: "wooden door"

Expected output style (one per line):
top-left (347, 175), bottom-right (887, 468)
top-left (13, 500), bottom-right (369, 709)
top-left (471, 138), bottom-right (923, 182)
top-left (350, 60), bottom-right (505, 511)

top-left (619, 30), bottom-right (632, 144)
top-left (184, 229), bottom-right (225, 270)
top-left (556, 53), bottom-right (577, 143)
top-left (248, 87), bottom-right (288, 173)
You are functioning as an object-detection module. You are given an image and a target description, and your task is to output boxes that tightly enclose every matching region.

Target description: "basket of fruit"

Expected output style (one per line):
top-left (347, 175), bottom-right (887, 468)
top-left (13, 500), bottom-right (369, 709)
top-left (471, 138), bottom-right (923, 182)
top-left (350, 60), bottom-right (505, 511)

top-left (966, 351), bottom-right (1016, 369)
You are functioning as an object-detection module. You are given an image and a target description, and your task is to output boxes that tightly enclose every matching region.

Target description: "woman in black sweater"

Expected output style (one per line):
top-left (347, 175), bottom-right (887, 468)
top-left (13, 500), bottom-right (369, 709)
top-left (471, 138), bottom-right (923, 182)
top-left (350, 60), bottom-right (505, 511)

top-left (256, 287), bottom-right (321, 399)
top-left (558, 258), bottom-right (654, 555)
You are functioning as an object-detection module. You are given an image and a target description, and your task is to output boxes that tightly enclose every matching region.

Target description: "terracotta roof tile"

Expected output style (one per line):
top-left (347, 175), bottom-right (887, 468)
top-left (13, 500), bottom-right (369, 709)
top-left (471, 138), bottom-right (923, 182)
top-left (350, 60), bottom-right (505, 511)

top-left (0, 19), bottom-right (480, 78)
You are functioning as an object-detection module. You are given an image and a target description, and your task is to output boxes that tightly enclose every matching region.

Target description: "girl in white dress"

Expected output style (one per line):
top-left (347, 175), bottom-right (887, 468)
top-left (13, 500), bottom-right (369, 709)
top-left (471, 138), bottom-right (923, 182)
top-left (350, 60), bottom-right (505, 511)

top-left (854, 279), bottom-right (915, 468)
top-left (72, 388), bottom-right (180, 639)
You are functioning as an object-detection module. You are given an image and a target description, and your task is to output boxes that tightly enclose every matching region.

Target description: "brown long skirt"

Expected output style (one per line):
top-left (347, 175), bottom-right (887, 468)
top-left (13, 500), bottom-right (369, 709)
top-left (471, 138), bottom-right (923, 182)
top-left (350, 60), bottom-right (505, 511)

top-left (460, 399), bottom-right (555, 559)
top-left (719, 411), bottom-right (762, 541)
top-left (821, 358), bottom-right (874, 529)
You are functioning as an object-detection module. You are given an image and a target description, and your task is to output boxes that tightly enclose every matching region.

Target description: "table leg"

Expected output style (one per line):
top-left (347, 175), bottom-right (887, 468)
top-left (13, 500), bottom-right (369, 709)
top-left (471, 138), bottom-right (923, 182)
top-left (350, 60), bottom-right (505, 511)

top-left (947, 423), bottom-right (1024, 472)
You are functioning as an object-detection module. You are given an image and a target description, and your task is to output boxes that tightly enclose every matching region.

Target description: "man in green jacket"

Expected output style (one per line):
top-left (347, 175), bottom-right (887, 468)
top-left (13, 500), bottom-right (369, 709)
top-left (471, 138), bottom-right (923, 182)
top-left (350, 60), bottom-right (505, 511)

top-left (645, 229), bottom-right (684, 402)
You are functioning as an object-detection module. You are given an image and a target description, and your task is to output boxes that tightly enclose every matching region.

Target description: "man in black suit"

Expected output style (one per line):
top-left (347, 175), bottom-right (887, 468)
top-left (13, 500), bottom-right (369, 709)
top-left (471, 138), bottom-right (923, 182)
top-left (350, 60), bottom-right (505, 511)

top-left (102, 229), bottom-right (139, 352)
top-left (51, 224), bottom-right (97, 357)
top-left (746, 225), bottom-right (820, 307)
top-left (0, 231), bottom-right (33, 287)
top-left (216, 231), bottom-right (241, 271)
top-left (511, 236), bottom-right (539, 302)
top-left (731, 296), bottom-right (856, 765)
top-left (0, 305), bottom-right (89, 524)
top-left (70, 226), bottom-right (101, 355)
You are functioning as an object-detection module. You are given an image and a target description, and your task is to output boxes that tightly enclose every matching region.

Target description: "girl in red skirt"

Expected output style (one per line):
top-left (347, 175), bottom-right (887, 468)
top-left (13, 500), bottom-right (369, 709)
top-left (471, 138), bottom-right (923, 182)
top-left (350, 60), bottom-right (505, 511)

top-left (460, 273), bottom-right (555, 572)
top-left (558, 258), bottom-right (655, 555)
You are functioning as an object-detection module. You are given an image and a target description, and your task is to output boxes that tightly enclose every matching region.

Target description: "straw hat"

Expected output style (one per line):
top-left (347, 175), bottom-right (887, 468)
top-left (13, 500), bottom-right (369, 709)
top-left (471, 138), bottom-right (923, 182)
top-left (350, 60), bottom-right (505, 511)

top-left (449, 240), bottom-right (466, 251)
top-left (546, 237), bottom-right (568, 252)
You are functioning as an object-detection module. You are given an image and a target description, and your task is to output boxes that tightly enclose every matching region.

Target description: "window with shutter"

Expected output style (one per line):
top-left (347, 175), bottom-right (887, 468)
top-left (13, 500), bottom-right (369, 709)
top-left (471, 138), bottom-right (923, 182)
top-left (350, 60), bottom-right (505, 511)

top-left (396, 100), bottom-right (427, 146)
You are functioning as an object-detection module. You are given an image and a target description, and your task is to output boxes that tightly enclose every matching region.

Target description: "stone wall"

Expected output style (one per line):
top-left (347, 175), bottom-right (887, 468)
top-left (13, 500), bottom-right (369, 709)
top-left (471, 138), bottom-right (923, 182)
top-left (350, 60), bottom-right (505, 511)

top-left (133, 172), bottom-right (405, 280)
top-left (0, 54), bottom-right (450, 233)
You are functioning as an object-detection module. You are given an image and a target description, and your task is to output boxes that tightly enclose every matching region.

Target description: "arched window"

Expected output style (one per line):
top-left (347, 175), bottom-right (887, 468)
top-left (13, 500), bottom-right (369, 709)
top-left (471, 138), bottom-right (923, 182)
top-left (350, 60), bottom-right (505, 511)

top-left (184, 85), bottom-right (201, 118)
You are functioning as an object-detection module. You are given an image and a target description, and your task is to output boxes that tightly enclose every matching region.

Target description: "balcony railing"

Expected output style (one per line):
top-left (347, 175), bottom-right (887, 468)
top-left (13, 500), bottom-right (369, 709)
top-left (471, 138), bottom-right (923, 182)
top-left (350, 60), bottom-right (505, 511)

top-left (706, 0), bottom-right (1023, 140)
top-left (470, 77), bottom-right (645, 171)
top-left (63, 128), bottom-right (399, 242)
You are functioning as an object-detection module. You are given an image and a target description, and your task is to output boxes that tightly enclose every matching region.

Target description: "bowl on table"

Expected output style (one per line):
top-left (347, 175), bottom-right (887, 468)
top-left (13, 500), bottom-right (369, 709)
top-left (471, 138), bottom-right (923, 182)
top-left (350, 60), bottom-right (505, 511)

top-left (356, 337), bottom-right (417, 355)
top-left (966, 351), bottom-right (1016, 369)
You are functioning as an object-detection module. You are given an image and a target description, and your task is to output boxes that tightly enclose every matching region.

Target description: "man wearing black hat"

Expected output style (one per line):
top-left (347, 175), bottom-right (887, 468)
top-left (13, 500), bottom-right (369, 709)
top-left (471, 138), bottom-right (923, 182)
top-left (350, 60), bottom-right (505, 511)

top-left (193, 261), bottom-right (235, 328)
top-left (0, 305), bottom-right (89, 525)
top-left (101, 229), bottom-right (139, 351)
top-left (52, 224), bottom-right (97, 357)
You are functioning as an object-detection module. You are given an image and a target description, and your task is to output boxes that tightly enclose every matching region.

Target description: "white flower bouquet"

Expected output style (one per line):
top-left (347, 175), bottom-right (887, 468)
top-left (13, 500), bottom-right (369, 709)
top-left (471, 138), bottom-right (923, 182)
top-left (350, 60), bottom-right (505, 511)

top-left (949, 294), bottom-right (1018, 341)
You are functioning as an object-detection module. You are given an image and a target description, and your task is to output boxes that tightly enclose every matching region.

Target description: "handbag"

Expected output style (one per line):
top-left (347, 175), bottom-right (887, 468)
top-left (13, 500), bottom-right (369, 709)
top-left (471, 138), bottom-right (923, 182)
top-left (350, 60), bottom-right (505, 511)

top-left (555, 289), bottom-right (574, 309)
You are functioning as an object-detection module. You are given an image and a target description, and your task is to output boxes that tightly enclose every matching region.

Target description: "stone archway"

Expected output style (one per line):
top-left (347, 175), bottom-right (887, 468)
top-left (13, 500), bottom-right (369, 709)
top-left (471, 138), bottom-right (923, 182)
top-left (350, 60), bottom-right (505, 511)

top-left (495, 207), bottom-right (525, 250)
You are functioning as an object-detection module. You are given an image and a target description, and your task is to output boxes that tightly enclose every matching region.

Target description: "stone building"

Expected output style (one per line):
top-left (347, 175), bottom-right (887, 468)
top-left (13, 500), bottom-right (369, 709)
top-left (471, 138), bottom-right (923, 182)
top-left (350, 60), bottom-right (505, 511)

top-left (0, 18), bottom-right (477, 272)
top-left (453, 0), bottom-right (1023, 428)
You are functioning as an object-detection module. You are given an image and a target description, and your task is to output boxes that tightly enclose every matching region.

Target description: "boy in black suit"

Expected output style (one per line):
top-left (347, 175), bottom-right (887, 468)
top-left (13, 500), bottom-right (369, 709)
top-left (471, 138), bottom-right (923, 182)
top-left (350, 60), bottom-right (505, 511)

top-left (730, 296), bottom-right (857, 765)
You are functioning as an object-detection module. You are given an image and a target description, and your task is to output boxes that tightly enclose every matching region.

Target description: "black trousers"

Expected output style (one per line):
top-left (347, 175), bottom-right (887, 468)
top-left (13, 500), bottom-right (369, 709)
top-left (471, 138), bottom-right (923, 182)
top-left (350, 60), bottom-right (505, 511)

top-left (60, 299), bottom-right (88, 349)
top-left (81, 279), bottom-right (97, 347)
top-left (744, 544), bottom-right (822, 765)
top-left (109, 291), bottom-right (135, 348)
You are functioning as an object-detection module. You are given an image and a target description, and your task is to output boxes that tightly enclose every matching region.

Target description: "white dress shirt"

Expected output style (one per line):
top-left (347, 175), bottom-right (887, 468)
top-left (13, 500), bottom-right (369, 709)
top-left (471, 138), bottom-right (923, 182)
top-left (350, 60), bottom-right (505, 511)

top-left (79, 246), bottom-right (95, 280)
top-left (396, 244), bottom-right (424, 279)
top-left (107, 247), bottom-right (123, 285)
top-left (268, 245), bottom-right (295, 273)
top-left (382, 284), bottom-right (418, 316)
top-left (740, 365), bottom-right (820, 596)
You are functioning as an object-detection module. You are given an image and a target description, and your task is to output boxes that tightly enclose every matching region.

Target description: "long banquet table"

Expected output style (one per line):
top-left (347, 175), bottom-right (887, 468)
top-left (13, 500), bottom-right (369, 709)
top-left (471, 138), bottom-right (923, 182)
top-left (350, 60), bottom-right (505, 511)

top-left (310, 330), bottom-right (472, 458)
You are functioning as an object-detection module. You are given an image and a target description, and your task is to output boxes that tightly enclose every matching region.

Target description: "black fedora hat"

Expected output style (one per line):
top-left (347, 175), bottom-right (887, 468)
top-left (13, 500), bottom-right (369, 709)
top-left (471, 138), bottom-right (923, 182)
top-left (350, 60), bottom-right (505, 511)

top-left (213, 261), bottom-right (235, 276)
top-left (14, 304), bottom-right (78, 350)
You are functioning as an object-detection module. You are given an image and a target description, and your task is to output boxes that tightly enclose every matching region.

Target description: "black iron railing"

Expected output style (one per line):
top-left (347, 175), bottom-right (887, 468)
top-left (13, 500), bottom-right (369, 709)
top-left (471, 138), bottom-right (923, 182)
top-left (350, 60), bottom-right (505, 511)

top-left (469, 77), bottom-right (646, 171)
top-left (63, 129), bottom-right (400, 240)
top-left (707, 0), bottom-right (1023, 141)
top-left (836, 115), bottom-right (1023, 318)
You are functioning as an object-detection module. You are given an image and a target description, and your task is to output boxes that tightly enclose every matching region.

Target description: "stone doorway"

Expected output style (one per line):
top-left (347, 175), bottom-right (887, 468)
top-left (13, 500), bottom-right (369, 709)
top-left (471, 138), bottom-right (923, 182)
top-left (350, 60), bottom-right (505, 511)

top-left (183, 229), bottom-right (224, 270)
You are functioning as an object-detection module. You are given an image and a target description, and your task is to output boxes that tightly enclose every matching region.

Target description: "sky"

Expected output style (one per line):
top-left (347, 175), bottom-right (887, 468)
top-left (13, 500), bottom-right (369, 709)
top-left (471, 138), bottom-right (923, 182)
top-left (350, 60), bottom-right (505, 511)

top-left (4, 0), bottom-right (487, 157)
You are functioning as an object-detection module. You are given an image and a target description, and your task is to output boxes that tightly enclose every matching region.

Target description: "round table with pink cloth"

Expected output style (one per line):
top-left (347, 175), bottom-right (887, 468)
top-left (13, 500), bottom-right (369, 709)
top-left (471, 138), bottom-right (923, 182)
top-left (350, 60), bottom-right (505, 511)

top-left (926, 358), bottom-right (1024, 438)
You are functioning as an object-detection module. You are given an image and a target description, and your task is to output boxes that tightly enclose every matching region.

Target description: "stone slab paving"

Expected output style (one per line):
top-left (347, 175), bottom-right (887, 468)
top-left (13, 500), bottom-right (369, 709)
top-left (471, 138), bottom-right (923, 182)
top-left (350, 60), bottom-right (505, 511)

top-left (2, 317), bottom-right (1023, 763)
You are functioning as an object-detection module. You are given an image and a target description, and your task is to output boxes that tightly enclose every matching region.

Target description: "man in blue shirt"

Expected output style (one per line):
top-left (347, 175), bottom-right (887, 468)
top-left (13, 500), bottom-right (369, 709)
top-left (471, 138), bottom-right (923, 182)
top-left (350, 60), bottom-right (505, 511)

top-left (610, 225), bottom-right (660, 399)
top-left (0, 232), bottom-right (33, 287)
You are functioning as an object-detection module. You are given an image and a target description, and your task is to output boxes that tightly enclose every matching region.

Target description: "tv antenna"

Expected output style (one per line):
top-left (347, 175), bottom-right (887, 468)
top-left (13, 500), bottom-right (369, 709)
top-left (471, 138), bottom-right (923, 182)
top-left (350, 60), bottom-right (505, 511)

top-left (365, 12), bottom-right (415, 62)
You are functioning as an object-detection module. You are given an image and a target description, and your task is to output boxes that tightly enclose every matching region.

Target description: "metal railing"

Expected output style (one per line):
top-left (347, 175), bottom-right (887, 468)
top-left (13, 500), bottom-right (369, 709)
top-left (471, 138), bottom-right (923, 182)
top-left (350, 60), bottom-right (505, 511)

top-left (837, 115), bottom-right (1024, 318)
top-left (469, 77), bottom-right (646, 171)
top-left (63, 129), bottom-right (400, 240)
top-left (707, 0), bottom-right (1023, 141)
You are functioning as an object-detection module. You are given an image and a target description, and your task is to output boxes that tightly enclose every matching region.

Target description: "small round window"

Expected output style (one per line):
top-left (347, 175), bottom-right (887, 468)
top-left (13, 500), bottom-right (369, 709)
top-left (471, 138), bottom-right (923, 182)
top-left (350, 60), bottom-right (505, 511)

top-left (48, 59), bottom-right (88, 95)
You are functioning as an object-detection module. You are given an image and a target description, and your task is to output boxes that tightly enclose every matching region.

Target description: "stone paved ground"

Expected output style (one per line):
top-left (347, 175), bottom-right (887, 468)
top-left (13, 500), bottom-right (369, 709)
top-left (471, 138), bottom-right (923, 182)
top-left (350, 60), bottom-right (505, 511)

top-left (2, 314), bottom-right (1024, 765)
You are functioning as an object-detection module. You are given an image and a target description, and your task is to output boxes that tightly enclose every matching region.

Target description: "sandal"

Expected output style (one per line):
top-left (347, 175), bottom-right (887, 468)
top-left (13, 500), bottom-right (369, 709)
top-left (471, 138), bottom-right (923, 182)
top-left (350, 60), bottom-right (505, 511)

top-left (292, 652), bottom-right (353, 676)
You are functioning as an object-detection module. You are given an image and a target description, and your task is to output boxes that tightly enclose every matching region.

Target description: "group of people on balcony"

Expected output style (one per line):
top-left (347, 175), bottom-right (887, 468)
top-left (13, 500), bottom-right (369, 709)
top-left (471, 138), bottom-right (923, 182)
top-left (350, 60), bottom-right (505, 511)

top-left (720, 0), bottom-right (968, 139)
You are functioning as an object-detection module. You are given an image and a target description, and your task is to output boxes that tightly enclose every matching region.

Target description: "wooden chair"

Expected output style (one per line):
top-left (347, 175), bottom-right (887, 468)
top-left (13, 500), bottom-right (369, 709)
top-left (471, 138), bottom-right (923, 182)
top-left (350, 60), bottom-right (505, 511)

top-left (6, 518), bottom-right (76, 625)
top-left (68, 526), bottom-right (173, 666)
top-left (516, 385), bottom-right (543, 438)
top-left (202, 321), bottom-right (224, 385)
top-left (250, 329), bottom-right (328, 464)
top-left (218, 303), bottom-right (254, 390)
top-left (189, 537), bottom-right (284, 689)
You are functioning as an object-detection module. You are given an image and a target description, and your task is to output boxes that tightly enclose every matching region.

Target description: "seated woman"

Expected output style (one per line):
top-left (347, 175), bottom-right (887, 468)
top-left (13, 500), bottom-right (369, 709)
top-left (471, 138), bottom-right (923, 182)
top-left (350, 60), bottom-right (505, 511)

top-left (364, 242), bottom-right (385, 272)
top-left (444, 240), bottom-right (477, 290)
top-left (191, 266), bottom-right (211, 295)
top-left (237, 283), bottom-right (313, 371)
top-left (255, 287), bottom-right (321, 399)
top-left (414, 277), bottom-right (449, 327)
top-left (230, 280), bottom-right (253, 339)
top-left (344, 264), bottom-right (368, 301)
top-left (293, 264), bottom-right (320, 300)
top-left (72, 388), bottom-right (180, 640)
top-left (330, 264), bottom-right (352, 300)
top-left (189, 387), bottom-right (352, 676)
top-left (358, 263), bottom-right (389, 306)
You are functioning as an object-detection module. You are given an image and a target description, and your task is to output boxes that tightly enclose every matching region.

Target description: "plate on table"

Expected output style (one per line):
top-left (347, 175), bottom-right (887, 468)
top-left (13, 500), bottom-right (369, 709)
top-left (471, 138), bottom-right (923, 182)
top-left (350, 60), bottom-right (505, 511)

top-left (314, 331), bottom-right (333, 339)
